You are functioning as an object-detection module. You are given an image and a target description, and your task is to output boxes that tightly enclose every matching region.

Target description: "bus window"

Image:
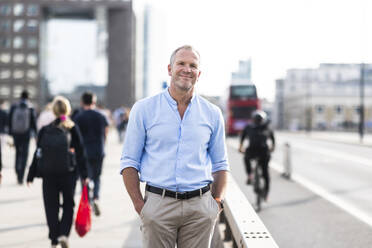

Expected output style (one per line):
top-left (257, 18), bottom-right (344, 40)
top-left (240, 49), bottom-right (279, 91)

top-left (231, 106), bottom-right (256, 119)
top-left (230, 85), bottom-right (257, 99)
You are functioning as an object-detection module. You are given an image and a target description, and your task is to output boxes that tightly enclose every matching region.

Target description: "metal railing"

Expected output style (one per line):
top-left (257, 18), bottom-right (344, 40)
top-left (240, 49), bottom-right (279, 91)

top-left (219, 175), bottom-right (279, 248)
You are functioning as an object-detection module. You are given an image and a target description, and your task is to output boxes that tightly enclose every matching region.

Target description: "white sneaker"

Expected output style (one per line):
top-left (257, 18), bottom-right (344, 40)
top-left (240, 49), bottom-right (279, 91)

top-left (58, 235), bottom-right (69, 248)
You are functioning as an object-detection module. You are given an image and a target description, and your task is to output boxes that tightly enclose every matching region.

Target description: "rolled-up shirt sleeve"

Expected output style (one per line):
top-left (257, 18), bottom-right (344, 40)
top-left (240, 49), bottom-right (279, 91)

top-left (208, 108), bottom-right (229, 173)
top-left (119, 102), bottom-right (146, 174)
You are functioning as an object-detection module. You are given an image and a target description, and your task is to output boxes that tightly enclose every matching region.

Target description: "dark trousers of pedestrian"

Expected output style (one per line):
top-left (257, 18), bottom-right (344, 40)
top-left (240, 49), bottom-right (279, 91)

top-left (116, 126), bottom-right (125, 143)
top-left (42, 172), bottom-right (77, 245)
top-left (0, 139), bottom-right (2, 170)
top-left (13, 136), bottom-right (30, 184)
top-left (244, 150), bottom-right (271, 194)
top-left (87, 156), bottom-right (104, 200)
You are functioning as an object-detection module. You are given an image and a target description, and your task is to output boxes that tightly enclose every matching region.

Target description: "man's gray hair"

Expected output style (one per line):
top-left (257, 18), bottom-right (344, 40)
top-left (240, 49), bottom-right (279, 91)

top-left (169, 45), bottom-right (200, 65)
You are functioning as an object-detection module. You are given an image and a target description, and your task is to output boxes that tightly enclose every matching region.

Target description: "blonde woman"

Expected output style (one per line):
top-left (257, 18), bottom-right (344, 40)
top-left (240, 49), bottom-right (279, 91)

top-left (27, 96), bottom-right (89, 248)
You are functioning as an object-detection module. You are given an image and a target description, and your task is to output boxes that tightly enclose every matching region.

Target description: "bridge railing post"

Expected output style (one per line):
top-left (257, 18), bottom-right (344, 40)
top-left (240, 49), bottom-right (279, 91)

top-left (282, 142), bottom-right (292, 179)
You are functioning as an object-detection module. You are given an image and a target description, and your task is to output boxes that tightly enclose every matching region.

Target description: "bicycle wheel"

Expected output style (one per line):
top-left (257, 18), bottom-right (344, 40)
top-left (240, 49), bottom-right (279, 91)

top-left (254, 164), bottom-right (265, 212)
top-left (253, 163), bottom-right (261, 211)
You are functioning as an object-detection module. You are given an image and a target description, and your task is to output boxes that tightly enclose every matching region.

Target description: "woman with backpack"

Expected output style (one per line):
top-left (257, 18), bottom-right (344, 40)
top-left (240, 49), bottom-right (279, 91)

top-left (27, 96), bottom-right (89, 248)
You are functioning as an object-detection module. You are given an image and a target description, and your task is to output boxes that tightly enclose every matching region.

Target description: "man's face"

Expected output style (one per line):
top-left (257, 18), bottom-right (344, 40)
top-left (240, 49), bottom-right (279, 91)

top-left (168, 49), bottom-right (201, 91)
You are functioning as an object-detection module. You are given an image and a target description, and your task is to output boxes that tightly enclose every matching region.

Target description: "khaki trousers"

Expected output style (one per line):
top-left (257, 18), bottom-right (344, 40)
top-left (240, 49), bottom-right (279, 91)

top-left (140, 190), bottom-right (220, 248)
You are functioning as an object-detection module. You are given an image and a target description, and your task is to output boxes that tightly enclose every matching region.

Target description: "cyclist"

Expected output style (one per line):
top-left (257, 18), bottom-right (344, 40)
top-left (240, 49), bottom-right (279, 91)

top-left (239, 110), bottom-right (275, 201)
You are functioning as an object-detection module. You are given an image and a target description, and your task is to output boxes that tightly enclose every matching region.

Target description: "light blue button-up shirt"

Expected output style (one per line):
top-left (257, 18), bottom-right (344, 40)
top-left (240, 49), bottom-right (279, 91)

top-left (120, 88), bottom-right (229, 192)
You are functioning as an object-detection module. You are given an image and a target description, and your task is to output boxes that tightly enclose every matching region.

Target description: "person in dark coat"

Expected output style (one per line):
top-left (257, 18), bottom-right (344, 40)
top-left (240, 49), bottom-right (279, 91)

top-left (27, 96), bottom-right (89, 248)
top-left (74, 92), bottom-right (108, 216)
top-left (239, 110), bottom-right (275, 201)
top-left (9, 90), bottom-right (37, 184)
top-left (0, 100), bottom-right (8, 184)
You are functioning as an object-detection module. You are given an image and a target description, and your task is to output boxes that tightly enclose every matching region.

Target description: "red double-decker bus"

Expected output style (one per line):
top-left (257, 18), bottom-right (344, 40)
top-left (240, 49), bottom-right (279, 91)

top-left (225, 84), bottom-right (260, 136)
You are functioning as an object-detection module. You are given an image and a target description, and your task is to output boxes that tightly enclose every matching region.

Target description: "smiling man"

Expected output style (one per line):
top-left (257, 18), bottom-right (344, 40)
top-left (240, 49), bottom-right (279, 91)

top-left (120, 45), bottom-right (229, 248)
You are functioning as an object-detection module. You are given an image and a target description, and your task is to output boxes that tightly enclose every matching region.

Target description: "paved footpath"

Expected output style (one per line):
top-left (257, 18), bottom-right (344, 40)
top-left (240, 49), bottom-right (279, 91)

top-left (0, 131), bottom-right (142, 248)
top-left (280, 130), bottom-right (372, 146)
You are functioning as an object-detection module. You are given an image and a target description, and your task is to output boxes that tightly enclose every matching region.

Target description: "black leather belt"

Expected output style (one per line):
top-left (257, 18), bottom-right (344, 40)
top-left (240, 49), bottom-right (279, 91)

top-left (145, 184), bottom-right (210, 200)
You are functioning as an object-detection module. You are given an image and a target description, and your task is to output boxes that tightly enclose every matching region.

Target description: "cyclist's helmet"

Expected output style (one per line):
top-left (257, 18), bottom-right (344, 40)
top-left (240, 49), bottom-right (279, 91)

top-left (252, 110), bottom-right (267, 126)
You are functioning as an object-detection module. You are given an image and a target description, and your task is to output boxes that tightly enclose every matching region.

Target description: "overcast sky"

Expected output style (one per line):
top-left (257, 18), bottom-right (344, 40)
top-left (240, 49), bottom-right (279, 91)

top-left (47, 0), bottom-right (372, 100)
top-left (139, 0), bottom-right (372, 100)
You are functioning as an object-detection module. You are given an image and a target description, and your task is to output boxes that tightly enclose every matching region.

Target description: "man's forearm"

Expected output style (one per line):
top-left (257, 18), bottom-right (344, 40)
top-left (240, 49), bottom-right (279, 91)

top-left (211, 170), bottom-right (228, 199)
top-left (121, 167), bottom-right (144, 214)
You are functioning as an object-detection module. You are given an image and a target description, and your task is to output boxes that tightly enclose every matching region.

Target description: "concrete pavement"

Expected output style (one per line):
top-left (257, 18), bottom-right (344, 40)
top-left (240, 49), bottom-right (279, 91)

top-left (0, 132), bottom-right (142, 248)
top-left (279, 130), bottom-right (372, 146)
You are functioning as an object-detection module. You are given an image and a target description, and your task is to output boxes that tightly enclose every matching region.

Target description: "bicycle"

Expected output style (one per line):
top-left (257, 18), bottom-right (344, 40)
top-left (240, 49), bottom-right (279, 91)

top-left (251, 157), bottom-right (266, 212)
top-left (239, 145), bottom-right (271, 212)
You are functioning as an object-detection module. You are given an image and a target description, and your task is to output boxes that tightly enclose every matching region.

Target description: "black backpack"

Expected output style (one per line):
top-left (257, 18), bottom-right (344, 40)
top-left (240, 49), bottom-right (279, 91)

top-left (249, 127), bottom-right (269, 149)
top-left (38, 124), bottom-right (76, 175)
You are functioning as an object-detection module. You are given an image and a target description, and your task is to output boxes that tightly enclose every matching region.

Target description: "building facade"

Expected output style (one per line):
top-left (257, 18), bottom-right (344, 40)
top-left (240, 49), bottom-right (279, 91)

top-left (0, 0), bottom-right (135, 111)
top-left (231, 59), bottom-right (252, 85)
top-left (274, 64), bottom-right (372, 131)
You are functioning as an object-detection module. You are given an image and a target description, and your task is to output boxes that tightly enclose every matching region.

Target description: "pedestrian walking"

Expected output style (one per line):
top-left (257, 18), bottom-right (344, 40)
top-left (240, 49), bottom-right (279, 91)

top-left (9, 90), bottom-right (37, 185)
top-left (116, 107), bottom-right (129, 141)
top-left (26, 96), bottom-right (89, 248)
top-left (0, 100), bottom-right (8, 185)
top-left (74, 92), bottom-right (108, 216)
top-left (96, 102), bottom-right (112, 127)
top-left (113, 106), bottom-right (127, 143)
top-left (37, 100), bottom-right (55, 131)
top-left (120, 45), bottom-right (229, 248)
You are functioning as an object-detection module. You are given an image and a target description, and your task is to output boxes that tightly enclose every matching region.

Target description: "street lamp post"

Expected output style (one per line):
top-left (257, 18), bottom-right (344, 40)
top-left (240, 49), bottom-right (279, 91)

top-left (359, 63), bottom-right (365, 143)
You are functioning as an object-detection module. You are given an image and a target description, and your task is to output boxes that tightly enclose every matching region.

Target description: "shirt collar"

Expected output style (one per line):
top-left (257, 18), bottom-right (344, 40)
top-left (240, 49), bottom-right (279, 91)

top-left (164, 88), bottom-right (177, 106)
top-left (164, 87), bottom-right (197, 106)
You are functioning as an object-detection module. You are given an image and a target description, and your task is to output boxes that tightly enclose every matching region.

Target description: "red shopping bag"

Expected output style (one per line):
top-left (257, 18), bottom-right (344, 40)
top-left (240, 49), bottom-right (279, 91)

top-left (75, 185), bottom-right (91, 237)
